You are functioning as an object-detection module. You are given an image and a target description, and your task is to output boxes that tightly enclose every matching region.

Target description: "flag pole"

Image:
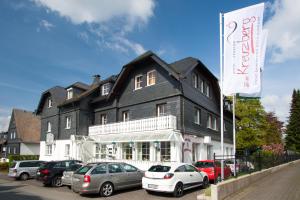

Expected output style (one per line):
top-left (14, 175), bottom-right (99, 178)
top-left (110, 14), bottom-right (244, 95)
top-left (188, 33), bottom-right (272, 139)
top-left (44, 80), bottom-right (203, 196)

top-left (233, 94), bottom-right (236, 176)
top-left (219, 12), bottom-right (224, 181)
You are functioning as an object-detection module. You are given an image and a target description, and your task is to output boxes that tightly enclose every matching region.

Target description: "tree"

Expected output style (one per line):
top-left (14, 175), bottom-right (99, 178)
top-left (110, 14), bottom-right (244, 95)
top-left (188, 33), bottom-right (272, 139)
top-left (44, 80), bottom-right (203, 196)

top-left (235, 97), bottom-right (267, 150)
top-left (285, 89), bottom-right (300, 152)
top-left (264, 112), bottom-right (283, 145)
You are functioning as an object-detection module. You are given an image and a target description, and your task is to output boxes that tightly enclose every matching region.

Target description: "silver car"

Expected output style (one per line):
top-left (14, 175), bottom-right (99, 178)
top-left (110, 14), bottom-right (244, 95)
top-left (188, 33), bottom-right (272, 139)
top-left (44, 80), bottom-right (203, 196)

top-left (8, 160), bottom-right (44, 180)
top-left (62, 163), bottom-right (83, 188)
top-left (72, 162), bottom-right (144, 197)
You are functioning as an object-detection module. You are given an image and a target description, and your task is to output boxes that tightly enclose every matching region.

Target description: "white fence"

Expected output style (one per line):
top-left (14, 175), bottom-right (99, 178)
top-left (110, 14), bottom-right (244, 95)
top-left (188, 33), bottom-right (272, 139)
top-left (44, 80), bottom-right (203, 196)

top-left (89, 115), bottom-right (177, 136)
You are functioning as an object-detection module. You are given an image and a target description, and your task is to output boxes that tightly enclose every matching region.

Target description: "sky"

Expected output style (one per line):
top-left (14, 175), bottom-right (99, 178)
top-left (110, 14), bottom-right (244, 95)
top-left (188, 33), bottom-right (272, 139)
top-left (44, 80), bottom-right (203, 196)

top-left (1, 0), bottom-right (300, 132)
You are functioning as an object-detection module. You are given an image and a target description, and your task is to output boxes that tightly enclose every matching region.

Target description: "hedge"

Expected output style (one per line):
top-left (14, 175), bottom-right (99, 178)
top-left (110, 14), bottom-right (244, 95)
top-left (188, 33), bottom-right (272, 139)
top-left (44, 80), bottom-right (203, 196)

top-left (8, 155), bottom-right (39, 167)
top-left (0, 162), bottom-right (9, 171)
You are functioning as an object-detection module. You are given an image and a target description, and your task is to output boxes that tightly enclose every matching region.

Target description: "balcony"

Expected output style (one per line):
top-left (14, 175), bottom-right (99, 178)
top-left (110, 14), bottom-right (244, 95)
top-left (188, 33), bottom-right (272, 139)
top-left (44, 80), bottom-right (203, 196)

top-left (89, 115), bottom-right (177, 136)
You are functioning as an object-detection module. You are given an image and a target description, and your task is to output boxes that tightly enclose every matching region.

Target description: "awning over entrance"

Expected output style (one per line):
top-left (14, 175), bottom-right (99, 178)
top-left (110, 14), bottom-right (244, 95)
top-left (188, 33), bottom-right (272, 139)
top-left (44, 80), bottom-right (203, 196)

top-left (89, 130), bottom-right (183, 143)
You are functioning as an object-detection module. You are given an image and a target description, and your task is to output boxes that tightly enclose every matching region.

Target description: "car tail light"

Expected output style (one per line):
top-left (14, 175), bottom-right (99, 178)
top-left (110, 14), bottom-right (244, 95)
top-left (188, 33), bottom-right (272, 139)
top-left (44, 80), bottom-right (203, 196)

top-left (40, 169), bottom-right (50, 175)
top-left (163, 173), bottom-right (174, 179)
top-left (84, 175), bottom-right (91, 183)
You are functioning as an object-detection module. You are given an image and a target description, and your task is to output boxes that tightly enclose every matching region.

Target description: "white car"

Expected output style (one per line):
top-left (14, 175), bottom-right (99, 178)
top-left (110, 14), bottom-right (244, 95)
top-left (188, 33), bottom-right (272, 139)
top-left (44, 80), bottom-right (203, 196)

top-left (142, 163), bottom-right (209, 197)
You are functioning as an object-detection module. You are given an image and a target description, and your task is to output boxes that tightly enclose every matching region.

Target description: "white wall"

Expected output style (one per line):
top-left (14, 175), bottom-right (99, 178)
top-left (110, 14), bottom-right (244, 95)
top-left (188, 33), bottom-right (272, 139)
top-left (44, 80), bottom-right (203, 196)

top-left (40, 140), bottom-right (75, 161)
top-left (20, 143), bottom-right (40, 155)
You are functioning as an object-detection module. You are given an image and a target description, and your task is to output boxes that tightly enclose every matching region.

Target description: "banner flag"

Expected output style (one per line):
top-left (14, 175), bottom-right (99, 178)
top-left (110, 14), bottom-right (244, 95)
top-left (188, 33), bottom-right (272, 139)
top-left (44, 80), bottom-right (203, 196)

top-left (260, 29), bottom-right (268, 71)
top-left (223, 3), bottom-right (265, 96)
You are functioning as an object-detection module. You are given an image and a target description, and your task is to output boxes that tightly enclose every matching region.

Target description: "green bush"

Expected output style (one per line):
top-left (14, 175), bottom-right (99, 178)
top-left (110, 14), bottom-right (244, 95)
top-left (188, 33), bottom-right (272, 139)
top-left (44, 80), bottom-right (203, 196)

top-left (8, 155), bottom-right (39, 167)
top-left (0, 162), bottom-right (9, 172)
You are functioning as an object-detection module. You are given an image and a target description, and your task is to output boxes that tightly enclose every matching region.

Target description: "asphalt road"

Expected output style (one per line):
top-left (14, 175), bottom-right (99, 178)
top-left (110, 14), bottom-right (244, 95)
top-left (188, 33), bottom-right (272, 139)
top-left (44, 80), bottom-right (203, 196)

top-left (225, 161), bottom-right (300, 200)
top-left (0, 174), bottom-right (204, 200)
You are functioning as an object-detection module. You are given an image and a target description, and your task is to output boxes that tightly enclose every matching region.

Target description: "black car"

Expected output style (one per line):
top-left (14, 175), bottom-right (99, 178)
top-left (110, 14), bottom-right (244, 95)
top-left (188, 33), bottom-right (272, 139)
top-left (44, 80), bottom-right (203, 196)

top-left (36, 160), bottom-right (82, 187)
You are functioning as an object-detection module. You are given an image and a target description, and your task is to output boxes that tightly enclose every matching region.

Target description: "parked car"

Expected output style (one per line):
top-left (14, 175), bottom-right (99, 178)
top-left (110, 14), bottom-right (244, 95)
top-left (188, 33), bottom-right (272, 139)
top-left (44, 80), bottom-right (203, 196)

top-left (61, 163), bottom-right (83, 188)
top-left (142, 163), bottom-right (209, 197)
top-left (225, 160), bottom-right (240, 175)
top-left (72, 162), bottom-right (143, 197)
top-left (194, 160), bottom-right (231, 182)
top-left (8, 160), bottom-right (45, 180)
top-left (36, 160), bottom-right (82, 187)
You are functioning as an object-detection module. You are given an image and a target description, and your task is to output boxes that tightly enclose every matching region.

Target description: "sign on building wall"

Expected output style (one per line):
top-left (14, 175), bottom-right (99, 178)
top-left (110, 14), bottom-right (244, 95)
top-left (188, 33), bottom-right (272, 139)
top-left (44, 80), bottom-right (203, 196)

top-left (223, 3), bottom-right (265, 96)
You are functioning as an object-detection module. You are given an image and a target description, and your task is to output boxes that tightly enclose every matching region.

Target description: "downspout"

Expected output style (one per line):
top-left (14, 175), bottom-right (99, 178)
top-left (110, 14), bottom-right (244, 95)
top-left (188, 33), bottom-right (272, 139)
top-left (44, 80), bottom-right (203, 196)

top-left (179, 76), bottom-right (185, 162)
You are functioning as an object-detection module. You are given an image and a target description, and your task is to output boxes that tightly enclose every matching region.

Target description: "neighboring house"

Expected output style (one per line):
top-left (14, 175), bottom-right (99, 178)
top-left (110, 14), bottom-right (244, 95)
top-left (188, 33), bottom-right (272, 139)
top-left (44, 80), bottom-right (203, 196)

top-left (0, 131), bottom-right (8, 159)
top-left (37, 51), bottom-right (234, 170)
top-left (6, 109), bottom-right (41, 157)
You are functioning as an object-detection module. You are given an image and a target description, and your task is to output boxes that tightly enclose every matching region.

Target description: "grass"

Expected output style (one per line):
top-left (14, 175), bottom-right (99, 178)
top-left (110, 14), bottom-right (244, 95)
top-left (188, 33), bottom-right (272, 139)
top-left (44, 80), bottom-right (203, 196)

top-left (204, 186), bottom-right (211, 196)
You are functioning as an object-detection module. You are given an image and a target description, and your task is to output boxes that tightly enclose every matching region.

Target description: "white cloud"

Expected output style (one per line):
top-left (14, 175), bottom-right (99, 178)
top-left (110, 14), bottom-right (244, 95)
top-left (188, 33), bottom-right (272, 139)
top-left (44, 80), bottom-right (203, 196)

top-left (0, 107), bottom-right (11, 132)
top-left (33, 0), bottom-right (154, 55)
top-left (265, 0), bottom-right (300, 63)
top-left (37, 19), bottom-right (54, 32)
top-left (261, 94), bottom-right (291, 123)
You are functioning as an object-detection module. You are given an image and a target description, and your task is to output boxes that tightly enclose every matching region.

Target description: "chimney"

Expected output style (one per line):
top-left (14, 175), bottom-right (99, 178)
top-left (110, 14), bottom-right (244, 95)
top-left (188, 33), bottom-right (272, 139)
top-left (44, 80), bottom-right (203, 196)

top-left (92, 74), bottom-right (101, 85)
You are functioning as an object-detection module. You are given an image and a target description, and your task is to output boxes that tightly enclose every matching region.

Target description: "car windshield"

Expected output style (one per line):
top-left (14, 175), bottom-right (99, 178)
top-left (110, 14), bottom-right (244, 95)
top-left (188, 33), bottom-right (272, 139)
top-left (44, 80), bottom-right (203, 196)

top-left (194, 161), bottom-right (214, 168)
top-left (65, 164), bottom-right (82, 172)
top-left (75, 166), bottom-right (93, 175)
top-left (148, 165), bottom-right (171, 172)
top-left (10, 162), bottom-right (16, 168)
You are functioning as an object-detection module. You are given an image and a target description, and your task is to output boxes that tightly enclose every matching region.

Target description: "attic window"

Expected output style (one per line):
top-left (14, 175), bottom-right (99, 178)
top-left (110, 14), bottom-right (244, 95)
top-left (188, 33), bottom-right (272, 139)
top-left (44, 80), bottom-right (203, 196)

top-left (67, 88), bottom-right (73, 99)
top-left (102, 83), bottom-right (110, 96)
top-left (135, 74), bottom-right (143, 90)
top-left (206, 84), bottom-right (210, 97)
top-left (147, 70), bottom-right (156, 86)
top-left (48, 98), bottom-right (52, 108)
top-left (192, 73), bottom-right (199, 88)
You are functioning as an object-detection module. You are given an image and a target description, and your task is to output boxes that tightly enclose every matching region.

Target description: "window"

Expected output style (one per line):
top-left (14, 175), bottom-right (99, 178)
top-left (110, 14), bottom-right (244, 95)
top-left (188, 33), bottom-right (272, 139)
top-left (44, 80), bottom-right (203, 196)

top-left (47, 122), bottom-right (52, 132)
top-left (8, 147), bottom-right (10, 154)
top-left (95, 143), bottom-right (107, 159)
top-left (91, 164), bottom-right (107, 175)
top-left (122, 143), bottom-right (132, 160)
top-left (65, 144), bottom-right (70, 156)
top-left (157, 103), bottom-right (166, 117)
top-left (46, 144), bottom-right (52, 155)
top-left (101, 83), bottom-right (110, 95)
top-left (194, 108), bottom-right (201, 125)
top-left (122, 111), bottom-right (129, 122)
top-left (175, 165), bottom-right (186, 172)
top-left (185, 164), bottom-right (198, 172)
top-left (108, 163), bottom-right (123, 173)
top-left (147, 70), bottom-right (156, 86)
top-left (13, 132), bottom-right (16, 139)
top-left (66, 116), bottom-right (71, 129)
top-left (192, 73), bottom-right (198, 88)
top-left (137, 142), bottom-right (150, 161)
top-left (48, 98), bottom-right (52, 108)
top-left (207, 114), bottom-right (217, 130)
top-left (160, 142), bottom-right (171, 162)
top-left (13, 147), bottom-right (16, 154)
top-left (123, 164), bottom-right (138, 172)
top-left (67, 88), bottom-right (73, 99)
top-left (206, 84), bottom-right (210, 97)
top-left (200, 79), bottom-right (204, 93)
top-left (135, 75), bottom-right (143, 90)
top-left (100, 114), bottom-right (107, 125)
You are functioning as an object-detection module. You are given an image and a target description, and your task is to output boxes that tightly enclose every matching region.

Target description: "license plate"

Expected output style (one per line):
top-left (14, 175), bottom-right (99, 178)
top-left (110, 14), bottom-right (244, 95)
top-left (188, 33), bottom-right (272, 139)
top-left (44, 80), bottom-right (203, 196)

top-left (148, 184), bottom-right (158, 189)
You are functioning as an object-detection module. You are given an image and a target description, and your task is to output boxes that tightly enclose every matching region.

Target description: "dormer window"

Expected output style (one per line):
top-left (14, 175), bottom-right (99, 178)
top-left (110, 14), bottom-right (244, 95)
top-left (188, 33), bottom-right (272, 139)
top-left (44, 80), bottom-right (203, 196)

top-left (67, 88), bottom-right (73, 99)
top-left (48, 98), bottom-right (52, 108)
top-left (101, 83), bottom-right (110, 96)
top-left (135, 75), bottom-right (143, 90)
top-left (192, 73), bottom-right (198, 88)
top-left (206, 84), bottom-right (210, 97)
top-left (47, 122), bottom-right (52, 133)
top-left (147, 70), bottom-right (156, 86)
top-left (66, 116), bottom-right (71, 129)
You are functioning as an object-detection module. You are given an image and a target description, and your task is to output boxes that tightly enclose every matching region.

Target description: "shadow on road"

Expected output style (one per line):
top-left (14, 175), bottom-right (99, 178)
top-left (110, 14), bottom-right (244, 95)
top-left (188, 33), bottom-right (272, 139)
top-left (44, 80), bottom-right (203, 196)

top-left (0, 185), bottom-right (44, 200)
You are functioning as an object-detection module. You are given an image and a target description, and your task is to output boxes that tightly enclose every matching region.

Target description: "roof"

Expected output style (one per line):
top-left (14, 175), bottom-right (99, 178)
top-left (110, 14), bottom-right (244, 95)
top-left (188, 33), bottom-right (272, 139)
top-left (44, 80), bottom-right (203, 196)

top-left (66, 82), bottom-right (90, 90)
top-left (12, 109), bottom-right (41, 144)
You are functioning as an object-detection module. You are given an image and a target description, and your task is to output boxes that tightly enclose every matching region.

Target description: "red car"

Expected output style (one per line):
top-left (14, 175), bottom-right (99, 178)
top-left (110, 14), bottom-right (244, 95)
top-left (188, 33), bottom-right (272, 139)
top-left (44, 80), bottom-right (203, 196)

top-left (194, 160), bottom-right (231, 182)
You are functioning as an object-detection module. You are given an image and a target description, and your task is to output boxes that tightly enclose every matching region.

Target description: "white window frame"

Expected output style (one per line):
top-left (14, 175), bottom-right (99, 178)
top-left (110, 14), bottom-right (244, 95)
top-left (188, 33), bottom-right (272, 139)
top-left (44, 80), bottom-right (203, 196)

top-left (194, 108), bottom-right (201, 125)
top-left (137, 142), bottom-right (150, 161)
top-left (13, 132), bottom-right (16, 139)
top-left (8, 147), bottom-right (10, 154)
top-left (47, 122), bottom-right (52, 133)
top-left (135, 74), bottom-right (143, 90)
top-left (65, 144), bottom-right (70, 156)
top-left (207, 114), bottom-right (217, 130)
top-left (67, 88), bottom-right (73, 99)
top-left (46, 144), bottom-right (52, 155)
top-left (160, 142), bottom-right (171, 162)
top-left (48, 98), bottom-right (52, 108)
top-left (100, 114), bottom-right (107, 125)
top-left (200, 79), bottom-right (204, 93)
top-left (13, 147), bottom-right (17, 154)
top-left (122, 111), bottom-right (129, 122)
top-left (66, 116), bottom-right (71, 129)
top-left (122, 143), bottom-right (133, 160)
top-left (101, 83), bottom-right (110, 96)
top-left (206, 84), bottom-right (210, 97)
top-left (147, 70), bottom-right (156, 86)
top-left (192, 73), bottom-right (198, 88)
top-left (157, 103), bottom-right (166, 117)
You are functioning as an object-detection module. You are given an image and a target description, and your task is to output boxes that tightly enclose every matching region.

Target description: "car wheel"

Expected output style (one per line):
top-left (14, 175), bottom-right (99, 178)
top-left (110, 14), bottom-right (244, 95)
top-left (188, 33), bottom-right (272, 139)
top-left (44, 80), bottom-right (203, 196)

top-left (20, 173), bottom-right (29, 181)
top-left (52, 176), bottom-right (63, 187)
top-left (67, 185), bottom-right (71, 189)
top-left (202, 177), bottom-right (209, 189)
top-left (146, 190), bottom-right (154, 195)
top-left (173, 182), bottom-right (184, 197)
top-left (100, 182), bottom-right (114, 197)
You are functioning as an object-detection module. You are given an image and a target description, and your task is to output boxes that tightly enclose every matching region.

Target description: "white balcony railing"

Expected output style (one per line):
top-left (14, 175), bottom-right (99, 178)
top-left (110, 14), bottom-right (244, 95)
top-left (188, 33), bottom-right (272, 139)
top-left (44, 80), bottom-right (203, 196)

top-left (89, 115), bottom-right (177, 136)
